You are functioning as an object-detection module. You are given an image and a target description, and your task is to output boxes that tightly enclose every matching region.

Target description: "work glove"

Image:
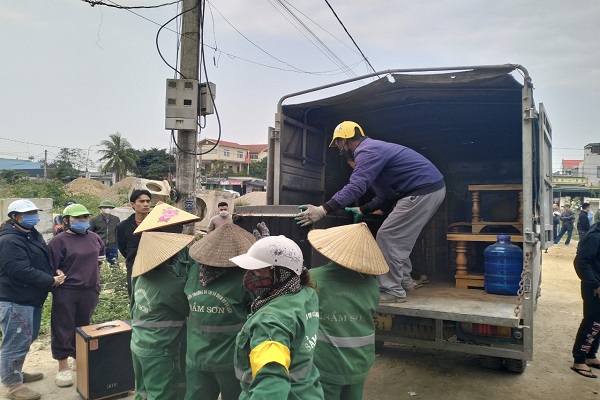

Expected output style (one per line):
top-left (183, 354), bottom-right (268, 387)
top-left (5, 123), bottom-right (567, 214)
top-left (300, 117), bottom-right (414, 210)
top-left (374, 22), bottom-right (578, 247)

top-left (344, 207), bottom-right (363, 223)
top-left (295, 205), bottom-right (326, 227)
top-left (252, 222), bottom-right (271, 241)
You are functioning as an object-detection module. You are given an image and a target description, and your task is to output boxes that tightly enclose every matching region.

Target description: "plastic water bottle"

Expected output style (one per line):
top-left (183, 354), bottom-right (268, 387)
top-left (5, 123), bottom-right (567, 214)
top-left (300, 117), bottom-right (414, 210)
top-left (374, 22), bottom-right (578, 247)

top-left (484, 235), bottom-right (523, 295)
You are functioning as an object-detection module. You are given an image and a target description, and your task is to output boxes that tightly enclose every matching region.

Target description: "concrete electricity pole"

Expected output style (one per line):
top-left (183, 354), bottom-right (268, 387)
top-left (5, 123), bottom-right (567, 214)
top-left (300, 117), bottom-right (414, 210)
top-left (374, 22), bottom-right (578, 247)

top-left (176, 0), bottom-right (201, 235)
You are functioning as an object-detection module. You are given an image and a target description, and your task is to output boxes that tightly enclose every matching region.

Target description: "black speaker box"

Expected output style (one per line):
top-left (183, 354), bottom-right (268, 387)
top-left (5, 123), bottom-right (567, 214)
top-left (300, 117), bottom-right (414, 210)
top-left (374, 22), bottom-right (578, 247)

top-left (75, 320), bottom-right (134, 400)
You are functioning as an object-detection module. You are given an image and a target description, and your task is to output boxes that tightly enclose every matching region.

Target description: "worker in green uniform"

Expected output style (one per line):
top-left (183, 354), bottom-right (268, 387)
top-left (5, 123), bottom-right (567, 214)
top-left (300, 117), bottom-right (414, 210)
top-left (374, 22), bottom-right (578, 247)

top-left (229, 234), bottom-right (324, 400)
top-left (308, 222), bottom-right (389, 400)
top-left (129, 203), bottom-right (200, 400)
top-left (184, 223), bottom-right (256, 400)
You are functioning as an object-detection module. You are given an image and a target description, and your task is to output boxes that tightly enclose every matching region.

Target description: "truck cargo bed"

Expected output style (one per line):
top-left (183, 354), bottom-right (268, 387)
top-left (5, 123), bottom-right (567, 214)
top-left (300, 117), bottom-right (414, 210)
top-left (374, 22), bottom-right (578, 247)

top-left (378, 281), bottom-right (520, 327)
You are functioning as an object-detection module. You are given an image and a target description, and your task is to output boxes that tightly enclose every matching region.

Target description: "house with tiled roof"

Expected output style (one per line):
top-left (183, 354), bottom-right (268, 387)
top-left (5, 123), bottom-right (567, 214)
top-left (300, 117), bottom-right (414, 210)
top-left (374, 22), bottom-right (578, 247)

top-left (561, 159), bottom-right (583, 176)
top-left (198, 138), bottom-right (267, 175)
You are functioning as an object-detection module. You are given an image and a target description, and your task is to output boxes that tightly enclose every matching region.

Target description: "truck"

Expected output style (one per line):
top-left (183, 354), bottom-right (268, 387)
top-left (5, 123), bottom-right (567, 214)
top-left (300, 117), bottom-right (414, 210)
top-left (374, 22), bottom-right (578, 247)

top-left (234, 64), bottom-right (552, 373)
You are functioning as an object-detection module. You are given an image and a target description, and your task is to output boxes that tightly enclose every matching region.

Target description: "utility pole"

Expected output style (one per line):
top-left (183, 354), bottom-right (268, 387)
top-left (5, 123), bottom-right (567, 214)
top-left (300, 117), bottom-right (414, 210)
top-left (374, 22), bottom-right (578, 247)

top-left (176, 0), bottom-right (201, 235)
top-left (44, 150), bottom-right (47, 180)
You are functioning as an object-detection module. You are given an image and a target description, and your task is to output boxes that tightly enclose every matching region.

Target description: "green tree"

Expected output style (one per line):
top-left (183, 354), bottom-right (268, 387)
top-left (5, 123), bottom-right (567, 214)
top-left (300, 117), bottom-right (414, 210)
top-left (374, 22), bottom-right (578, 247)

top-left (97, 132), bottom-right (138, 182)
top-left (249, 157), bottom-right (267, 179)
top-left (48, 148), bottom-right (85, 181)
top-left (205, 160), bottom-right (229, 178)
top-left (0, 170), bottom-right (28, 184)
top-left (135, 148), bottom-right (175, 180)
top-left (48, 160), bottom-right (80, 181)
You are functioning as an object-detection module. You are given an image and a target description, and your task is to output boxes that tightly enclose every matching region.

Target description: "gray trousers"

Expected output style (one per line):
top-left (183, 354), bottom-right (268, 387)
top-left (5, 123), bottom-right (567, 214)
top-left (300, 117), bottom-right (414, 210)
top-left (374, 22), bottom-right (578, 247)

top-left (377, 187), bottom-right (446, 298)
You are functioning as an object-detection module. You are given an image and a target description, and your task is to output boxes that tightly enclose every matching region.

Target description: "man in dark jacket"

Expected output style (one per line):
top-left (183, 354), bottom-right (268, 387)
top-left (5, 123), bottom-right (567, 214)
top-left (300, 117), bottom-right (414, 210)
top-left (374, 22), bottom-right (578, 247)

top-left (116, 190), bottom-right (152, 296)
top-left (89, 200), bottom-right (120, 265)
top-left (578, 203), bottom-right (592, 241)
top-left (554, 204), bottom-right (575, 246)
top-left (571, 222), bottom-right (600, 378)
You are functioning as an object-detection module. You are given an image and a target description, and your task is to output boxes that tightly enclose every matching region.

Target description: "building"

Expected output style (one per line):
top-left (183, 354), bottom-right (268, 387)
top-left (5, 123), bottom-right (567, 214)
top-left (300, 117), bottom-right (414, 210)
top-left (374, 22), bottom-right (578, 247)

top-left (198, 138), bottom-right (267, 176)
top-left (582, 143), bottom-right (600, 187)
top-left (0, 158), bottom-right (45, 178)
top-left (559, 159), bottom-right (583, 176)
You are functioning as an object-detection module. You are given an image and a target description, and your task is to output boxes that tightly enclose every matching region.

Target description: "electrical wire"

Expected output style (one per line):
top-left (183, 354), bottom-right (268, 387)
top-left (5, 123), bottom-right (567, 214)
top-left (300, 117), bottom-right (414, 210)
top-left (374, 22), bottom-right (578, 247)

top-left (207, 1), bottom-right (310, 74)
top-left (271, 0), bottom-right (358, 79)
top-left (323, 0), bottom-right (377, 74)
top-left (156, 4), bottom-right (199, 78)
top-left (279, 0), bottom-right (360, 55)
top-left (82, 0), bottom-right (182, 9)
top-left (0, 137), bottom-right (92, 152)
top-left (88, 0), bottom-right (363, 75)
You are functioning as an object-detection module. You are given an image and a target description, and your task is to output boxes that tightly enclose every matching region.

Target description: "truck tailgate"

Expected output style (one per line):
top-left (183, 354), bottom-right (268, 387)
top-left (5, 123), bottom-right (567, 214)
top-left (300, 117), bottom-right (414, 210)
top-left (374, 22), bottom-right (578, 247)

top-left (378, 283), bottom-right (520, 327)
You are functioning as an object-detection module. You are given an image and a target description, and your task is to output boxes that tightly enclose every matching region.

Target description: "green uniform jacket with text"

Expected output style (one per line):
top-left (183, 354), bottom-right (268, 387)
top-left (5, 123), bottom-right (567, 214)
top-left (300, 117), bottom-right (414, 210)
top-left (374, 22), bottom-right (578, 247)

top-left (130, 249), bottom-right (192, 357)
top-left (185, 266), bottom-right (252, 371)
top-left (311, 262), bottom-right (380, 385)
top-left (235, 286), bottom-right (324, 400)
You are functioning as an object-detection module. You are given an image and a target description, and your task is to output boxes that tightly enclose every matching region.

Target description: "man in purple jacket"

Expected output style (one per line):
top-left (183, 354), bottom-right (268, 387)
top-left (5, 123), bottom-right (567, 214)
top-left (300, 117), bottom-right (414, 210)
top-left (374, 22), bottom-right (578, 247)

top-left (297, 121), bottom-right (445, 303)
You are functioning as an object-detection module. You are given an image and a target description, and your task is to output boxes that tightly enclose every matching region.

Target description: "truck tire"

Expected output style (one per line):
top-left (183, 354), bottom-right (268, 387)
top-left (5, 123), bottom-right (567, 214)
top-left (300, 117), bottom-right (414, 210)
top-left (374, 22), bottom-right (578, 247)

top-left (480, 356), bottom-right (504, 370)
top-left (505, 358), bottom-right (527, 373)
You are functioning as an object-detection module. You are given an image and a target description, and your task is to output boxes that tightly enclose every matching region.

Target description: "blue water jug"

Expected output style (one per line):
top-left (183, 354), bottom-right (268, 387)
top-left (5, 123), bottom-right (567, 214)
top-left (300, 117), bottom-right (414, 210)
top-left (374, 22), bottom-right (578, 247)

top-left (484, 235), bottom-right (523, 295)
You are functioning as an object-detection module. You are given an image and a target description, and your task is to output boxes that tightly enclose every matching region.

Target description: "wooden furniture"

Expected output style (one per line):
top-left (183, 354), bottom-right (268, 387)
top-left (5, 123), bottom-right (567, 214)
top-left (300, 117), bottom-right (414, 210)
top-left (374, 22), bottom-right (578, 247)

top-left (447, 233), bottom-right (524, 289)
top-left (469, 184), bottom-right (523, 234)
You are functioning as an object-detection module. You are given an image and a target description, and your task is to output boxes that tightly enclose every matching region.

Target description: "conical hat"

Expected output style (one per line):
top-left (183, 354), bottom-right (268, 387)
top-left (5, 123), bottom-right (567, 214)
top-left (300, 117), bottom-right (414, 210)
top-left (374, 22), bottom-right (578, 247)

top-left (189, 223), bottom-right (256, 267)
top-left (134, 202), bottom-right (200, 234)
top-left (132, 232), bottom-right (194, 277)
top-left (308, 222), bottom-right (389, 275)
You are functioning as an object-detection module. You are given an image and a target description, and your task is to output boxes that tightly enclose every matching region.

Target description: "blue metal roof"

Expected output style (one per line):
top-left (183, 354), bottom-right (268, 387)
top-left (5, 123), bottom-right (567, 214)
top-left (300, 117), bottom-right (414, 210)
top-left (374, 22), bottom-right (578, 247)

top-left (0, 158), bottom-right (44, 170)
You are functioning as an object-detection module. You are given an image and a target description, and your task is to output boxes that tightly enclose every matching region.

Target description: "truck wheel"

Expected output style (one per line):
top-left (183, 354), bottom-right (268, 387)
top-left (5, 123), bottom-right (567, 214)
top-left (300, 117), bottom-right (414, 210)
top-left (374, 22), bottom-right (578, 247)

top-left (480, 356), bottom-right (504, 370)
top-left (375, 341), bottom-right (385, 353)
top-left (505, 358), bottom-right (527, 373)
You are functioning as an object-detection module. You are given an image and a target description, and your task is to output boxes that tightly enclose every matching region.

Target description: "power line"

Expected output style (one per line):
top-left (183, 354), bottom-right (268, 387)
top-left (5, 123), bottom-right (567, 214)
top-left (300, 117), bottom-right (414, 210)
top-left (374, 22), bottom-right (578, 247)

top-left (0, 137), bottom-right (96, 152)
top-left (81, 0), bottom-right (182, 9)
top-left (323, 0), bottom-right (377, 74)
top-left (271, 0), bottom-right (358, 79)
top-left (207, 2), bottom-right (308, 73)
top-left (279, 0), bottom-right (359, 55)
top-left (88, 0), bottom-right (364, 75)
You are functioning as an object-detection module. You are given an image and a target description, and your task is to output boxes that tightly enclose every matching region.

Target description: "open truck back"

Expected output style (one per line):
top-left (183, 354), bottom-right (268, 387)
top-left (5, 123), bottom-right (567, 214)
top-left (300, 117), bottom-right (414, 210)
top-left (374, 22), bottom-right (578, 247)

top-left (234, 65), bottom-right (552, 372)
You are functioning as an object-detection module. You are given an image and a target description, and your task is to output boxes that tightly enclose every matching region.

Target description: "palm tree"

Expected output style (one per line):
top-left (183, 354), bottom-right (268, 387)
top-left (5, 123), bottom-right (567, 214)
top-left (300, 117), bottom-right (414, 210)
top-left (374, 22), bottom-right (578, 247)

top-left (97, 132), bottom-right (138, 182)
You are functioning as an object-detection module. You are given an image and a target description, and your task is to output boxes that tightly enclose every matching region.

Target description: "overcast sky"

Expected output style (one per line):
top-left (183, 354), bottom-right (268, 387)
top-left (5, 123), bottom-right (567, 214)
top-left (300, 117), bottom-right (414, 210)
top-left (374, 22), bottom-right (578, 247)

top-left (1, 0), bottom-right (598, 172)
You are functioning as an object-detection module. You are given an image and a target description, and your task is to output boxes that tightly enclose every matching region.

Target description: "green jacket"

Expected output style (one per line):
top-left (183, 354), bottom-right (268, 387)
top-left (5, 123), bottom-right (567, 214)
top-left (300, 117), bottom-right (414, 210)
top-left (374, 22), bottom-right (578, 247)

top-left (184, 266), bottom-right (252, 371)
top-left (310, 262), bottom-right (380, 385)
top-left (130, 249), bottom-right (193, 357)
top-left (235, 286), bottom-right (323, 400)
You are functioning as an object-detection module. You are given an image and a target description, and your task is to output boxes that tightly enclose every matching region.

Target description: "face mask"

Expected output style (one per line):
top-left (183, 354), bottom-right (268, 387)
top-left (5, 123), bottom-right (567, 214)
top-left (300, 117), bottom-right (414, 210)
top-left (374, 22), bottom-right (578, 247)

top-left (70, 221), bottom-right (90, 233)
top-left (101, 208), bottom-right (112, 215)
top-left (219, 210), bottom-right (229, 217)
top-left (243, 270), bottom-right (271, 295)
top-left (19, 214), bottom-right (40, 229)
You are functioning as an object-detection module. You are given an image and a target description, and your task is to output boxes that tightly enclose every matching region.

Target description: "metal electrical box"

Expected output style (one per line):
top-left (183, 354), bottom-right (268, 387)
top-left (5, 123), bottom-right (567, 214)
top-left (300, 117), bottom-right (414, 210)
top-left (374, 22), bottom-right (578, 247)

top-left (199, 82), bottom-right (216, 116)
top-left (165, 79), bottom-right (198, 130)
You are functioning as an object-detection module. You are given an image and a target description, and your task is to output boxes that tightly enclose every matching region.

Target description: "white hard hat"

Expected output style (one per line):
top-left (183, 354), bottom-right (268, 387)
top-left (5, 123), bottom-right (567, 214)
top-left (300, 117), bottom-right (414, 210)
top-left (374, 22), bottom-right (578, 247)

top-left (229, 235), bottom-right (304, 275)
top-left (7, 199), bottom-right (42, 215)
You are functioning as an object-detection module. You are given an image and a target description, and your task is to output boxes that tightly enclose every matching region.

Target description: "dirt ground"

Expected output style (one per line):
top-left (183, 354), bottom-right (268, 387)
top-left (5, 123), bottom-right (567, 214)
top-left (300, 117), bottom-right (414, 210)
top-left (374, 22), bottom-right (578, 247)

top-left (16, 241), bottom-right (595, 400)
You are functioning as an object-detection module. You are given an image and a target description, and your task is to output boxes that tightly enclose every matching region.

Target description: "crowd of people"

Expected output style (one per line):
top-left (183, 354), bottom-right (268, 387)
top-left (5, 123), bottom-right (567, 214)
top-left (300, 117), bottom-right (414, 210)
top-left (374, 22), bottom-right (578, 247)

top-left (1, 119), bottom-right (599, 397)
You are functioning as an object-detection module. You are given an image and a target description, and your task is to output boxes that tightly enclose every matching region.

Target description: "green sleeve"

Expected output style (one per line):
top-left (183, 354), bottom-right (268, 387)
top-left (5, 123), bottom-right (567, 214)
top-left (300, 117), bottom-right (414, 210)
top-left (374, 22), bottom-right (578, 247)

top-left (249, 363), bottom-right (291, 400)
top-left (247, 314), bottom-right (294, 400)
